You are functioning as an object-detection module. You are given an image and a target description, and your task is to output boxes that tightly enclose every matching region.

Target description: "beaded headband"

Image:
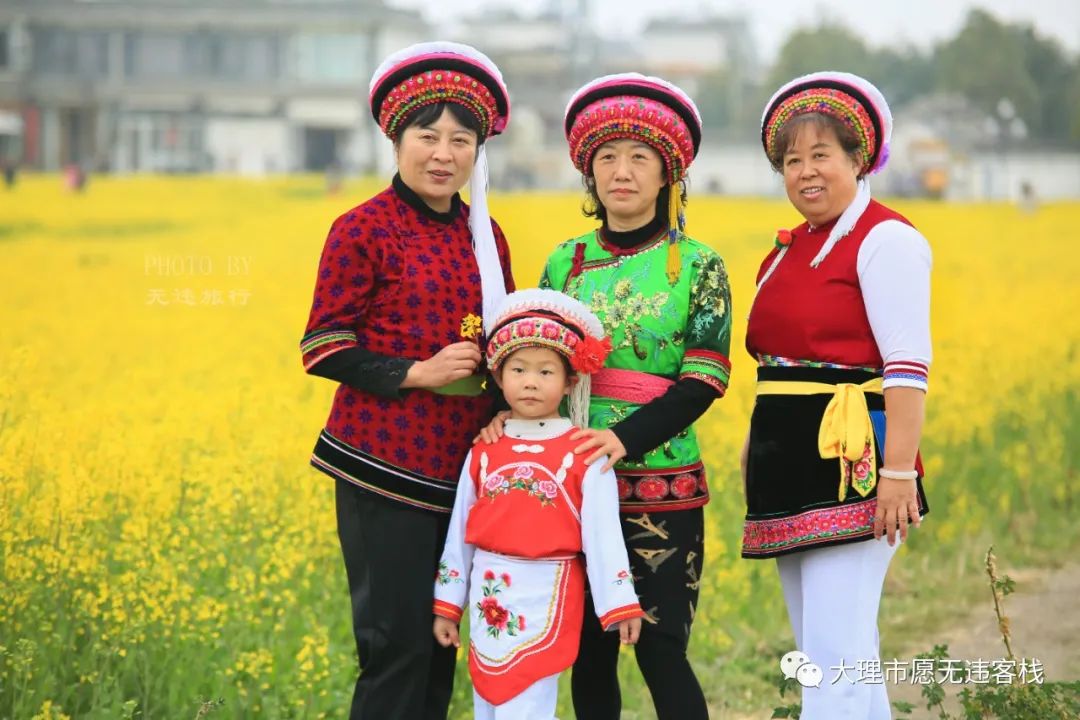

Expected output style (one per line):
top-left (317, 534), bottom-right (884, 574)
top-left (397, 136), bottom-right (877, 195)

top-left (565, 73), bottom-right (701, 183)
top-left (369, 42), bottom-right (510, 141)
top-left (761, 71), bottom-right (893, 175)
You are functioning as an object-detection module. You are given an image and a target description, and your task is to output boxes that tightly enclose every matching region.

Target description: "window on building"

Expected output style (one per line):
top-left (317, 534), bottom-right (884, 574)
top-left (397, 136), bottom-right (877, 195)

top-left (295, 33), bottom-right (368, 84)
top-left (219, 34), bottom-right (279, 81)
top-left (77, 33), bottom-right (108, 76)
top-left (184, 30), bottom-right (222, 76)
top-left (0, 29), bottom-right (10, 70)
top-left (32, 28), bottom-right (107, 76)
top-left (32, 28), bottom-right (72, 73)
top-left (126, 32), bottom-right (185, 78)
top-left (120, 113), bottom-right (206, 172)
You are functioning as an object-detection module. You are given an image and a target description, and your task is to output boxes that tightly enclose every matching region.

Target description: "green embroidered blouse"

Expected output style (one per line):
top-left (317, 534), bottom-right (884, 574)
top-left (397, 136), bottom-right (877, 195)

top-left (540, 229), bottom-right (732, 503)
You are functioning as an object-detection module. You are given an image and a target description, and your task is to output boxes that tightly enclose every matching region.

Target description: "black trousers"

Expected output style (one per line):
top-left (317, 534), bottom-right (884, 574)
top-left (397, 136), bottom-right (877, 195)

top-left (571, 507), bottom-right (710, 720)
top-left (335, 479), bottom-right (456, 720)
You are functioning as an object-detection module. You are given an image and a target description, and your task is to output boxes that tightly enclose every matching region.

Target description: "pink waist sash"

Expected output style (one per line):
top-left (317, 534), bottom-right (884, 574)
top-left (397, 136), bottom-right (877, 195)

top-left (591, 368), bottom-right (675, 404)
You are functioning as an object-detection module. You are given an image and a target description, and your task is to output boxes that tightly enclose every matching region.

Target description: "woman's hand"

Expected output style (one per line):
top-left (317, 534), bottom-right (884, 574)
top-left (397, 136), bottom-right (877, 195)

top-left (571, 428), bottom-right (626, 473)
top-left (433, 616), bottom-right (461, 648)
top-left (402, 341), bottom-right (481, 390)
top-left (874, 476), bottom-right (921, 545)
top-left (617, 617), bottom-right (642, 645)
top-left (474, 410), bottom-right (511, 444)
top-left (876, 386), bottom-right (927, 545)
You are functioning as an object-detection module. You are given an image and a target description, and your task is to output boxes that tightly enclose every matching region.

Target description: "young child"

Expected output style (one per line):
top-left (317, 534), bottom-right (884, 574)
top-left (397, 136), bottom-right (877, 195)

top-left (433, 289), bottom-right (644, 720)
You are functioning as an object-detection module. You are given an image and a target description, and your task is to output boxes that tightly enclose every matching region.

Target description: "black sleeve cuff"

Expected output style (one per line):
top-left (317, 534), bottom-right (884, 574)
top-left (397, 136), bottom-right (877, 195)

top-left (610, 377), bottom-right (720, 461)
top-left (306, 347), bottom-right (415, 399)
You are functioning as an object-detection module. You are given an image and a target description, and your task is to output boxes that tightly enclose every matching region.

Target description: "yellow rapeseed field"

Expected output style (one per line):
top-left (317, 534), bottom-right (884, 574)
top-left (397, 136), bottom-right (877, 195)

top-left (0, 175), bottom-right (1077, 719)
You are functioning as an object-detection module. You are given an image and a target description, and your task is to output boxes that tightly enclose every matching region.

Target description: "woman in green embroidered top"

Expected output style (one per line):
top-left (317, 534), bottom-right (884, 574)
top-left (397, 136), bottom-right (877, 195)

top-left (509, 73), bottom-right (730, 720)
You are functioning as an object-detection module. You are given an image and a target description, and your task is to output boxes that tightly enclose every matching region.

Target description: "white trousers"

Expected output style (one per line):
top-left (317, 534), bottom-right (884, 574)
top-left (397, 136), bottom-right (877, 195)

top-left (473, 672), bottom-right (560, 720)
top-left (777, 536), bottom-right (899, 720)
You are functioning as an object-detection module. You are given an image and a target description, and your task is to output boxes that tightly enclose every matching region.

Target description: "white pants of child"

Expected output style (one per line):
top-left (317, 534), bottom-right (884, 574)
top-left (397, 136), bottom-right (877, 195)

top-left (473, 672), bottom-right (560, 720)
top-left (777, 535), bottom-right (899, 720)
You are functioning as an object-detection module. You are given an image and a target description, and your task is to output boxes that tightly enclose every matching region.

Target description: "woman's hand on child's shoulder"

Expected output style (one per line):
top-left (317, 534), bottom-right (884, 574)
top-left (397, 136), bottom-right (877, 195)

top-left (474, 410), bottom-right (511, 445)
top-left (572, 428), bottom-right (626, 472)
top-left (433, 616), bottom-right (461, 648)
top-left (617, 617), bottom-right (642, 645)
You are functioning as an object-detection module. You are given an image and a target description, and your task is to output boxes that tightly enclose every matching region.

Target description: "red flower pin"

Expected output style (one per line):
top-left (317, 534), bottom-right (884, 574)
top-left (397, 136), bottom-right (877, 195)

top-left (570, 335), bottom-right (613, 374)
top-left (775, 229), bottom-right (793, 249)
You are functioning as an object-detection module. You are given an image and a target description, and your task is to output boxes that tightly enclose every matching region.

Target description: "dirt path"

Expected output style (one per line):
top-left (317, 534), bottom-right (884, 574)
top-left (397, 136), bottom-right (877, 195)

top-left (714, 562), bottom-right (1080, 720)
top-left (888, 561), bottom-right (1080, 714)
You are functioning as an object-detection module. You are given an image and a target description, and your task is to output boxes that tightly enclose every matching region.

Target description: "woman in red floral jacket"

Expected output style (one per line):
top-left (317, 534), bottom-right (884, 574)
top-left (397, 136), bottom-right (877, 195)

top-left (300, 42), bottom-right (514, 720)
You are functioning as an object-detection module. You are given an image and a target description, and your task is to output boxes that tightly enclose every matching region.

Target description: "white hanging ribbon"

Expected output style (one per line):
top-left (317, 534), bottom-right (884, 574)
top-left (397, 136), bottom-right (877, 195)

top-left (468, 146), bottom-right (508, 328)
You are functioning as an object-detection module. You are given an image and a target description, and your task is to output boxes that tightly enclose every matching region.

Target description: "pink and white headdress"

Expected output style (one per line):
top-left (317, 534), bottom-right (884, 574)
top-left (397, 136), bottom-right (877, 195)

top-left (761, 71), bottom-right (893, 176)
top-left (486, 289), bottom-right (610, 429)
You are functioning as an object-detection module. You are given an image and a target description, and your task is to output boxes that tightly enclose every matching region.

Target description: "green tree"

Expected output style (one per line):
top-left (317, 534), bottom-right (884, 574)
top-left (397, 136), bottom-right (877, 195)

top-left (765, 24), bottom-right (932, 113)
top-left (762, 10), bottom-right (1080, 146)
top-left (765, 23), bottom-right (877, 96)
top-left (935, 9), bottom-right (1080, 147)
top-left (696, 70), bottom-right (738, 130)
top-left (696, 70), bottom-right (761, 141)
top-left (935, 10), bottom-right (1040, 140)
top-left (1016, 25), bottom-right (1078, 145)
top-left (1070, 70), bottom-right (1080, 143)
top-left (873, 46), bottom-right (934, 109)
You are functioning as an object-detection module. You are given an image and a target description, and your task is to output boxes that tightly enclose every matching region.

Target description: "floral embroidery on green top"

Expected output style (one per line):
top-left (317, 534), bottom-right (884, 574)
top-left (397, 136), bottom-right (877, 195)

top-left (589, 283), bottom-right (672, 359)
top-left (540, 230), bottom-right (732, 475)
top-left (689, 254), bottom-right (730, 338)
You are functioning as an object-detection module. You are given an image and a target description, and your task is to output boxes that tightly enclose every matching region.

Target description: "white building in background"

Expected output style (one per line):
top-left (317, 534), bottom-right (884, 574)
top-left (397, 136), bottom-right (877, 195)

top-left (443, 7), bottom-right (760, 190)
top-left (0, 0), bottom-right (428, 174)
top-left (883, 93), bottom-right (1080, 201)
top-left (0, 0), bottom-right (774, 188)
top-left (636, 16), bottom-right (757, 97)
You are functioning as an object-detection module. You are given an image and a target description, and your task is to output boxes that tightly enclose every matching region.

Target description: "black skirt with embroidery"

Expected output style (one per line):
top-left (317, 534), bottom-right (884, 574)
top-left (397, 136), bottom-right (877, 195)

top-left (741, 365), bottom-right (929, 559)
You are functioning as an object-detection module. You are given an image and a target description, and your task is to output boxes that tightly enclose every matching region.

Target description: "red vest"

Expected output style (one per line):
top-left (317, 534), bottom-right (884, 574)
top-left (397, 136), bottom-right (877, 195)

top-left (747, 200), bottom-right (913, 366)
top-left (465, 429), bottom-right (588, 558)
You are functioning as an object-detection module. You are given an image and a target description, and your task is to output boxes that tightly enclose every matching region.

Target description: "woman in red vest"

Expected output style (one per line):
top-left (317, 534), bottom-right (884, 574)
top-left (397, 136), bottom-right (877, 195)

top-left (743, 72), bottom-right (932, 719)
top-left (300, 42), bottom-right (514, 719)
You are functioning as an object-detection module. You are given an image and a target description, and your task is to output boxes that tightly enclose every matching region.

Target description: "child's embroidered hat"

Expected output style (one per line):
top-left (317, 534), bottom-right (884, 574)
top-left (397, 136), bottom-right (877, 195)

top-left (486, 289), bottom-right (611, 429)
